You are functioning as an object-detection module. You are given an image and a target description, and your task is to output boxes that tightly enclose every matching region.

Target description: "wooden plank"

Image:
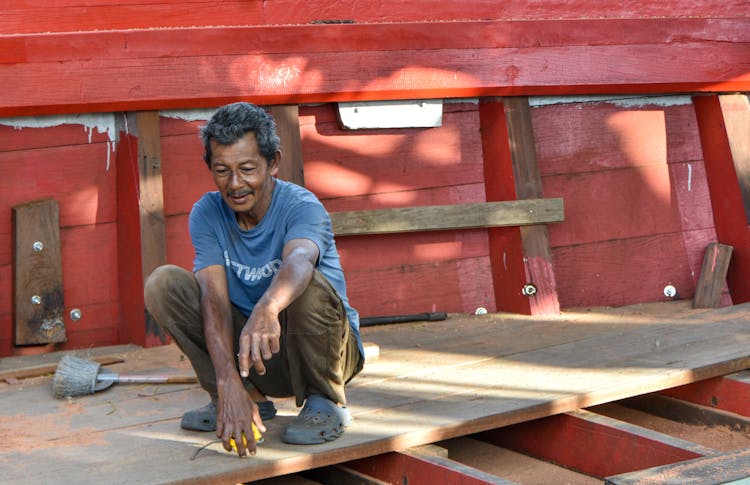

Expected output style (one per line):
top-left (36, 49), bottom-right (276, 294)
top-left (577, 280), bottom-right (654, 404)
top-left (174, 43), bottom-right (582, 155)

top-left (300, 465), bottom-right (390, 485)
top-left (270, 105), bottom-right (305, 186)
top-left (693, 94), bottom-right (750, 305)
top-left (659, 371), bottom-right (750, 417)
top-left (720, 95), bottom-right (750, 223)
top-left (2, 40), bottom-right (749, 117)
top-left (605, 448), bottom-right (750, 485)
top-left (330, 199), bottom-right (563, 236)
top-left (2, 2), bottom-right (748, 35)
top-left (12, 199), bottom-right (65, 344)
top-left (693, 243), bottom-right (733, 309)
top-left (476, 409), bottom-right (711, 479)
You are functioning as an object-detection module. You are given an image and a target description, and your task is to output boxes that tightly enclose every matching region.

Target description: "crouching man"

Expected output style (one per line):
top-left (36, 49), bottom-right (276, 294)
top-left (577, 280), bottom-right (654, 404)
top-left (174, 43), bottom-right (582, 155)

top-left (144, 102), bottom-right (364, 457)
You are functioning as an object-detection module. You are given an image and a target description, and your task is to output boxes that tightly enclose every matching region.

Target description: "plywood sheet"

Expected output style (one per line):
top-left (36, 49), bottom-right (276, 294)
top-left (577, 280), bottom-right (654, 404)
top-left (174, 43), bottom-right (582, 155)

top-left (0, 301), bottom-right (748, 484)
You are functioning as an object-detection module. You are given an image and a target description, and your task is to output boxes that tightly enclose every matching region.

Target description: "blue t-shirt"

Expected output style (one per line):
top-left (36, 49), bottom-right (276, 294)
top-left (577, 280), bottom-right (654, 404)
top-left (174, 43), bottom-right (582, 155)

top-left (189, 179), bottom-right (363, 358)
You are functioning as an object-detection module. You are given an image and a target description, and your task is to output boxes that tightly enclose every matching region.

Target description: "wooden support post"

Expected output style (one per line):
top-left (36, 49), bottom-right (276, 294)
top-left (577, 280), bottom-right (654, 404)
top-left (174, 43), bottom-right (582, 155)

top-left (115, 111), bottom-right (168, 346)
top-left (479, 97), bottom-right (560, 315)
top-left (271, 105), bottom-right (305, 186)
top-left (476, 410), bottom-right (709, 479)
top-left (12, 199), bottom-right (66, 345)
top-left (693, 94), bottom-right (750, 304)
top-left (693, 242), bottom-right (733, 308)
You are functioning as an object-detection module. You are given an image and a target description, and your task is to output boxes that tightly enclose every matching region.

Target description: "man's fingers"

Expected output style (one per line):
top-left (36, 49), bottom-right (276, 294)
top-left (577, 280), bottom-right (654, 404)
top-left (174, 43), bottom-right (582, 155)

top-left (238, 334), bottom-right (251, 378)
top-left (259, 337), bottom-right (273, 361)
top-left (251, 338), bottom-right (266, 375)
top-left (269, 336), bottom-right (280, 355)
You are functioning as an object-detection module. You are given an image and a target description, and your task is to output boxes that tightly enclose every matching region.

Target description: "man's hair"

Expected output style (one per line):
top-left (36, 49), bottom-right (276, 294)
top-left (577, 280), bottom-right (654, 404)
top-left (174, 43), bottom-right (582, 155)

top-left (200, 102), bottom-right (281, 167)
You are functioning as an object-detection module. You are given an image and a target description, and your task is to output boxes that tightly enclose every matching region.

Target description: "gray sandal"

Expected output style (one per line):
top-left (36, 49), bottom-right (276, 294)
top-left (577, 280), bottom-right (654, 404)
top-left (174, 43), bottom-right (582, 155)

top-left (181, 400), bottom-right (277, 431)
top-left (282, 394), bottom-right (352, 445)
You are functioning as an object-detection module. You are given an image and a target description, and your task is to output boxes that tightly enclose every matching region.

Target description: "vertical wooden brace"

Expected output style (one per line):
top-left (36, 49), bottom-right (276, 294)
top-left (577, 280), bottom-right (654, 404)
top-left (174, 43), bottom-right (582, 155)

top-left (479, 97), bottom-right (560, 315)
top-left (692, 242), bottom-right (732, 308)
top-left (271, 105), bottom-right (305, 186)
top-left (693, 94), bottom-right (750, 304)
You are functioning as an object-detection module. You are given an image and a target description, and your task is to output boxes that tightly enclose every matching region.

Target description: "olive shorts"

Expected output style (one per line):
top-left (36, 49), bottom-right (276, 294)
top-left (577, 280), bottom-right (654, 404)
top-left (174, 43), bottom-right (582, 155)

top-left (144, 265), bottom-right (363, 407)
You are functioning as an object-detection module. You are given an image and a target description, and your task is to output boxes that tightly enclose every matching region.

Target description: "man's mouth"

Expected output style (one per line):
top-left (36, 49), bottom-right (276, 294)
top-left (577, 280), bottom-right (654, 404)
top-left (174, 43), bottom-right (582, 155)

top-left (228, 191), bottom-right (252, 203)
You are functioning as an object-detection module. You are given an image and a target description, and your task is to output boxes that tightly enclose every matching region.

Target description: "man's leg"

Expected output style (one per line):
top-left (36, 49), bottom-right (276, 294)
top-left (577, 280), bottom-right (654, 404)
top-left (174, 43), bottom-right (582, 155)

top-left (143, 264), bottom-right (279, 428)
top-left (278, 269), bottom-right (364, 444)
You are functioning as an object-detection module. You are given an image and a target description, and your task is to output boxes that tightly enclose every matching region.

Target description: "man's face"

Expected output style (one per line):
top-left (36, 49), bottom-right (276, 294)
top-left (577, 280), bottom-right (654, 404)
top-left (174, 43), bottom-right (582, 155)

top-left (210, 132), bottom-right (279, 228)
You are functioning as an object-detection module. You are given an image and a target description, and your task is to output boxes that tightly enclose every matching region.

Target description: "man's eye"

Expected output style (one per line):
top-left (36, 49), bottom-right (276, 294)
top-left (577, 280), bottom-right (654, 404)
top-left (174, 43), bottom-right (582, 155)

top-left (241, 167), bottom-right (255, 174)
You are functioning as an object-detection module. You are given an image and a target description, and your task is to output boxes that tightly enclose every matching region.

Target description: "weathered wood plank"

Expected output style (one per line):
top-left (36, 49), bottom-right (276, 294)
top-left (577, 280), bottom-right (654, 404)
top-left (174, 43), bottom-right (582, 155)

top-left (12, 199), bottom-right (66, 345)
top-left (693, 243), bottom-right (733, 309)
top-left (270, 105), bottom-right (305, 186)
top-left (2, 41), bottom-right (749, 117)
top-left (330, 199), bottom-right (563, 236)
top-left (659, 371), bottom-right (750, 418)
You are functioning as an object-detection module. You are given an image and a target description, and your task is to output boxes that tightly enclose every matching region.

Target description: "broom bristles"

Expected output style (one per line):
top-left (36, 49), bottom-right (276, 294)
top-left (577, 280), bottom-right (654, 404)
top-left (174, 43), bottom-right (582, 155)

top-left (53, 354), bottom-right (101, 399)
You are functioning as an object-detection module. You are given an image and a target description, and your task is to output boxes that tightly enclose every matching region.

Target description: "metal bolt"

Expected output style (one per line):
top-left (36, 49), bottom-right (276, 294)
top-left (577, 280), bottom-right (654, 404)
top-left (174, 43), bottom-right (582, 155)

top-left (32, 241), bottom-right (44, 252)
top-left (31, 295), bottom-right (42, 305)
top-left (522, 284), bottom-right (538, 296)
top-left (664, 285), bottom-right (677, 298)
top-left (70, 308), bottom-right (82, 321)
top-left (475, 307), bottom-right (488, 315)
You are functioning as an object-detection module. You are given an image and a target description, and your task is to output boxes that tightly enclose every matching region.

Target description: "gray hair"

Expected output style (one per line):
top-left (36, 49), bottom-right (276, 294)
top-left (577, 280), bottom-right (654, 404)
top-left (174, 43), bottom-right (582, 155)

top-left (200, 102), bottom-right (281, 167)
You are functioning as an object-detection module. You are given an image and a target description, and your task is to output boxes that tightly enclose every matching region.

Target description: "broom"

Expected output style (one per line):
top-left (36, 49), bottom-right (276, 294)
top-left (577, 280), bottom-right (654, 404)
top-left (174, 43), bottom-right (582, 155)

top-left (53, 354), bottom-right (198, 399)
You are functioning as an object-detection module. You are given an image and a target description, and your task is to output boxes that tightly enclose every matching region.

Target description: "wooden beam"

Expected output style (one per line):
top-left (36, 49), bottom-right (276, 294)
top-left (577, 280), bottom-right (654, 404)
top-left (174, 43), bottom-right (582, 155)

top-left (693, 242), bottom-right (733, 308)
top-left (480, 97), bottom-right (560, 316)
top-left (346, 451), bottom-right (514, 485)
top-left (606, 448), bottom-right (750, 485)
top-left (693, 94), bottom-right (750, 304)
top-left (270, 105), bottom-right (305, 186)
top-left (659, 371), bottom-right (750, 418)
top-left (329, 198), bottom-right (563, 236)
top-left (476, 410), bottom-right (710, 479)
top-left (1, 19), bottom-right (749, 116)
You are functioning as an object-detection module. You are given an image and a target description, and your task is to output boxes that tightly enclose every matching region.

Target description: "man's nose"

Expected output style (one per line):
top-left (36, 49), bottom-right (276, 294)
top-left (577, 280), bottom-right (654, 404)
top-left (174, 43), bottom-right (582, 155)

top-left (229, 170), bottom-right (243, 188)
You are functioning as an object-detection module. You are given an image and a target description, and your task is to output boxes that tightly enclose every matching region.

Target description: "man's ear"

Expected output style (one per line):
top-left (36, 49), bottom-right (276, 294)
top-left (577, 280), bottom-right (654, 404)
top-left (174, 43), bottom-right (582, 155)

top-left (269, 150), bottom-right (281, 177)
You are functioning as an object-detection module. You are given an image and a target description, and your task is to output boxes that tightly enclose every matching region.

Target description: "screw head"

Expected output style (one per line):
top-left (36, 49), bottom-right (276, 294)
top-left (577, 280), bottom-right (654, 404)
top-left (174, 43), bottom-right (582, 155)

top-left (31, 295), bottom-right (42, 305)
top-left (664, 285), bottom-right (677, 298)
top-left (522, 284), bottom-right (538, 296)
top-left (70, 308), bottom-right (82, 321)
top-left (32, 241), bottom-right (44, 252)
top-left (474, 307), bottom-right (488, 315)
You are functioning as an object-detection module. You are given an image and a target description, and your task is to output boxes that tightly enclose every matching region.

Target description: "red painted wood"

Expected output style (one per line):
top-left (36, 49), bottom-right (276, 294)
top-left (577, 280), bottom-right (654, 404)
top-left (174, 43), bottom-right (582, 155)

top-left (3, 1), bottom-right (747, 34)
top-left (61, 224), bottom-right (119, 308)
top-left (553, 229), bottom-right (717, 308)
top-left (346, 256), bottom-right (496, 317)
top-left (321, 183), bottom-right (488, 213)
top-left (301, 106), bottom-right (484, 201)
top-left (544, 162), bottom-right (714, 248)
top-left (0, 123), bottom-right (111, 152)
top-left (478, 413), bottom-right (703, 479)
top-left (115, 132), bottom-right (146, 346)
top-left (533, 102), bottom-right (705, 176)
top-left (165, 214), bottom-right (193, 271)
top-left (346, 451), bottom-right (498, 485)
top-left (2, 41), bottom-right (748, 117)
top-left (660, 374), bottom-right (750, 417)
top-left (693, 95), bottom-right (750, 305)
top-left (479, 99), bottom-right (533, 315)
top-left (5, 19), bottom-right (749, 65)
top-left (160, 132), bottom-right (214, 217)
top-left (1, 2), bottom-right (264, 35)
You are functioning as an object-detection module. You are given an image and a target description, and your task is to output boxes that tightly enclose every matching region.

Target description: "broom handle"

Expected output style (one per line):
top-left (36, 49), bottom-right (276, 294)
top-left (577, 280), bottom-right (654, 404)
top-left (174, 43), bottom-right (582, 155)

top-left (97, 374), bottom-right (198, 384)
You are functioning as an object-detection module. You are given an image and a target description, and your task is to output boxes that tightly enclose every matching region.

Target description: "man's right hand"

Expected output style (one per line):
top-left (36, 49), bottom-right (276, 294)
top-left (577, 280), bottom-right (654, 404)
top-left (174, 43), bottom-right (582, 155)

top-left (216, 377), bottom-right (266, 457)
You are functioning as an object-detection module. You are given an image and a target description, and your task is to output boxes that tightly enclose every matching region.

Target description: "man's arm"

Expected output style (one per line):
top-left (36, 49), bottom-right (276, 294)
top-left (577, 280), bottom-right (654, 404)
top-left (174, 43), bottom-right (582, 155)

top-left (195, 264), bottom-right (263, 457)
top-left (237, 237), bottom-right (320, 378)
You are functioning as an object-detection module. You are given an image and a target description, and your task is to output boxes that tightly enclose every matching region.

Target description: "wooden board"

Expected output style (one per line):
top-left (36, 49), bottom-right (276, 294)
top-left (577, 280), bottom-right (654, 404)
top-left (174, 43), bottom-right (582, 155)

top-left (2, 19), bottom-right (749, 116)
top-left (12, 199), bottom-right (66, 345)
top-left (0, 301), bottom-right (749, 484)
top-left (693, 243), bottom-right (733, 309)
top-left (329, 199), bottom-right (563, 236)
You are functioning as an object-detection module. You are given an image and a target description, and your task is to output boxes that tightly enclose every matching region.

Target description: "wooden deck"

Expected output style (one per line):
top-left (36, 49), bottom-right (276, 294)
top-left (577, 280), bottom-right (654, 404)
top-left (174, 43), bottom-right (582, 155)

top-left (1, 301), bottom-right (749, 484)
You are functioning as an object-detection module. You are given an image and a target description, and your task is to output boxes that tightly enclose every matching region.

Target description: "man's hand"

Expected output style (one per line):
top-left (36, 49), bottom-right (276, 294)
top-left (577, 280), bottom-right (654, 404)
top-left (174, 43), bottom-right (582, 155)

top-left (216, 377), bottom-right (266, 457)
top-left (238, 304), bottom-right (281, 377)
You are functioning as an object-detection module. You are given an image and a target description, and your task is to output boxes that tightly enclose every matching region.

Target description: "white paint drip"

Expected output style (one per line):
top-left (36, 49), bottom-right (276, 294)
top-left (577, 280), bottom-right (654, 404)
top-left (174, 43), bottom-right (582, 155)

top-left (0, 113), bottom-right (117, 143)
top-left (161, 109), bottom-right (217, 122)
top-left (687, 163), bottom-right (693, 192)
top-left (530, 94), bottom-right (692, 108)
top-left (503, 251), bottom-right (508, 271)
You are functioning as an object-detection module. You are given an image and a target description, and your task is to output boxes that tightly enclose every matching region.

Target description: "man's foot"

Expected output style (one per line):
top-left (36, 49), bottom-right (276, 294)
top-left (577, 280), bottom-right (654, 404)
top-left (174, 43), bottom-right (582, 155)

top-left (281, 394), bottom-right (352, 445)
top-left (181, 400), bottom-right (277, 431)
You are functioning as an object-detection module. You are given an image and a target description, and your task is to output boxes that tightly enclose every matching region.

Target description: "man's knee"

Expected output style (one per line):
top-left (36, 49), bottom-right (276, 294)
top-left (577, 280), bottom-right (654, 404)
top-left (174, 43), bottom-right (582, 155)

top-left (143, 264), bottom-right (198, 323)
top-left (285, 270), bottom-right (345, 332)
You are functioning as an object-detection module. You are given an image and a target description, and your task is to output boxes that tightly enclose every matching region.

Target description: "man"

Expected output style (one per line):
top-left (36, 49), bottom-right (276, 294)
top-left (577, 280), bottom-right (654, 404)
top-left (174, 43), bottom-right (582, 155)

top-left (144, 102), bottom-right (364, 457)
